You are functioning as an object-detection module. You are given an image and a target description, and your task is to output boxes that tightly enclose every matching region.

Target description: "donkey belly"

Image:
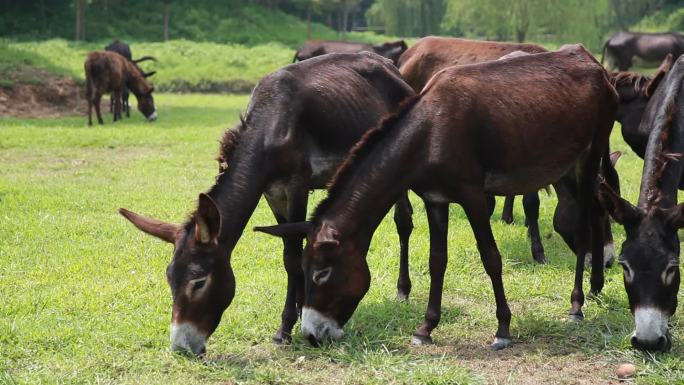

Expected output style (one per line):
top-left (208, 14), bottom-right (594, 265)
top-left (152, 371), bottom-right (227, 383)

top-left (484, 163), bottom-right (573, 195)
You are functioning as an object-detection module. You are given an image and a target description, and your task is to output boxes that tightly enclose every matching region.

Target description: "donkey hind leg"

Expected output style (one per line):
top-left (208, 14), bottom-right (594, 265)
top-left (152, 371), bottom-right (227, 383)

top-left (112, 91), bottom-right (122, 122)
top-left (123, 88), bottom-right (130, 118)
top-left (265, 181), bottom-right (308, 344)
top-left (94, 93), bottom-right (104, 125)
top-left (523, 192), bottom-right (546, 264)
top-left (394, 192), bottom-right (413, 301)
top-left (567, 164), bottom-right (605, 319)
top-left (412, 201), bottom-right (448, 346)
top-left (501, 195), bottom-right (515, 224)
top-left (461, 187), bottom-right (512, 350)
top-left (87, 90), bottom-right (93, 126)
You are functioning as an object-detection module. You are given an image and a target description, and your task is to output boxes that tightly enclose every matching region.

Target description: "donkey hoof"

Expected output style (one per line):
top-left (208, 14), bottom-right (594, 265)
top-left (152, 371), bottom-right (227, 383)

top-left (533, 255), bottom-right (547, 264)
top-left (411, 334), bottom-right (433, 346)
top-left (272, 332), bottom-right (292, 345)
top-left (491, 337), bottom-right (512, 350)
top-left (396, 291), bottom-right (410, 302)
top-left (568, 312), bottom-right (584, 322)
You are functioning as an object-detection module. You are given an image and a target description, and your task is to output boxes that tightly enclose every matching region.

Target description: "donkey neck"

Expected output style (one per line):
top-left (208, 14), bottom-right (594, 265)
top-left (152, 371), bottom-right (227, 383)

top-left (317, 123), bottom-right (421, 248)
top-left (207, 129), bottom-right (269, 248)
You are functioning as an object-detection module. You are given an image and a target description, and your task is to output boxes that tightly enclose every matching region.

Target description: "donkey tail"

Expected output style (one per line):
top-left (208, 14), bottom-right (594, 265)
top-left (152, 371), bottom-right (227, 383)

top-left (132, 55), bottom-right (157, 63)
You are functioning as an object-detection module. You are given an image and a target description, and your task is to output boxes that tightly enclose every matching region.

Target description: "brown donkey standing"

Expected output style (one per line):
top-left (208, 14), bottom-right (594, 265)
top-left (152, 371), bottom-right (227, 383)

top-left (257, 45), bottom-right (618, 349)
top-left (118, 52), bottom-right (416, 355)
top-left (84, 51), bottom-right (157, 125)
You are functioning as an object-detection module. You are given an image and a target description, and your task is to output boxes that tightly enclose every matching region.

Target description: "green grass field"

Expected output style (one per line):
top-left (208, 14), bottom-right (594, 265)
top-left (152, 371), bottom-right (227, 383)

top-left (1, 93), bottom-right (683, 384)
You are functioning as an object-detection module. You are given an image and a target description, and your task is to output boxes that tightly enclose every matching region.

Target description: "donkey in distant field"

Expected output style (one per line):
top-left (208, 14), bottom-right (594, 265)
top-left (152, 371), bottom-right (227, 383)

top-left (600, 55), bottom-right (684, 352)
top-left (257, 45), bottom-right (618, 349)
top-left (118, 52), bottom-right (416, 355)
top-left (602, 31), bottom-right (684, 71)
top-left (84, 51), bottom-right (157, 125)
top-left (105, 40), bottom-right (157, 118)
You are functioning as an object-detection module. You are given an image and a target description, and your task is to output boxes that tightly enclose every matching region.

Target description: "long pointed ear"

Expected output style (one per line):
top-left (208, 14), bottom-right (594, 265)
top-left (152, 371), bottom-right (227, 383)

top-left (664, 203), bottom-right (684, 229)
top-left (314, 222), bottom-right (340, 250)
top-left (597, 180), bottom-right (640, 225)
top-left (254, 221), bottom-right (311, 239)
top-left (645, 54), bottom-right (673, 98)
top-left (610, 151), bottom-right (622, 166)
top-left (194, 193), bottom-right (221, 245)
top-left (119, 208), bottom-right (179, 243)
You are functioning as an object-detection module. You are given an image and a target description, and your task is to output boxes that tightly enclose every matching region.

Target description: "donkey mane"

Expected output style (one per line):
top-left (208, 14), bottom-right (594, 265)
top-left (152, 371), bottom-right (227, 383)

top-left (311, 95), bottom-right (420, 221)
top-left (217, 115), bottom-right (249, 173)
top-left (645, 100), bottom-right (678, 209)
top-left (611, 71), bottom-right (651, 94)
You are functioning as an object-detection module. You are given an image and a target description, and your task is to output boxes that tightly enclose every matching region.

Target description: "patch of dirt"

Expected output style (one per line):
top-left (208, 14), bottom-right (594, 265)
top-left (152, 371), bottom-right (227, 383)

top-left (413, 340), bottom-right (623, 385)
top-left (0, 65), bottom-right (107, 118)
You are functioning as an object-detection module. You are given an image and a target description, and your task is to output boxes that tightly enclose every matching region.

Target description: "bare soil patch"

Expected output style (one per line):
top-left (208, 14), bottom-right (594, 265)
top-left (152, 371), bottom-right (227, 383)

top-left (0, 65), bottom-right (106, 118)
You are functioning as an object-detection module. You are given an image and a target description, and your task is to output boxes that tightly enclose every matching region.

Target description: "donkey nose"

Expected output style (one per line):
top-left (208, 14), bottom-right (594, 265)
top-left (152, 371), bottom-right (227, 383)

top-left (631, 334), bottom-right (672, 352)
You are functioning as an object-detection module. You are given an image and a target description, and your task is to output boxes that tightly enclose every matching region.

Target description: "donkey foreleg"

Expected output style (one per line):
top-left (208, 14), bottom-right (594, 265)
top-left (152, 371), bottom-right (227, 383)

top-left (393, 192), bottom-right (413, 301)
top-left (461, 188), bottom-right (512, 350)
top-left (412, 201), bottom-right (448, 345)
top-left (265, 181), bottom-right (308, 344)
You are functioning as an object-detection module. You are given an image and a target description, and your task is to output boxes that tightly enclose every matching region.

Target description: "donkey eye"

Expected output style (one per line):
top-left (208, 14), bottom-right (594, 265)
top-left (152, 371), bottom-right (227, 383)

top-left (663, 265), bottom-right (679, 286)
top-left (190, 277), bottom-right (207, 292)
top-left (312, 267), bottom-right (332, 286)
top-left (619, 261), bottom-right (634, 283)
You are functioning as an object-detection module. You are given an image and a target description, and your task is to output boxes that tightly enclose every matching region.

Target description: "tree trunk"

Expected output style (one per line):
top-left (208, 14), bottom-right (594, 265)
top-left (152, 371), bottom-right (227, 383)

top-left (75, 0), bottom-right (87, 41)
top-left (306, 6), bottom-right (311, 40)
top-left (341, 1), bottom-right (349, 40)
top-left (75, 0), bottom-right (83, 41)
top-left (164, 1), bottom-right (171, 41)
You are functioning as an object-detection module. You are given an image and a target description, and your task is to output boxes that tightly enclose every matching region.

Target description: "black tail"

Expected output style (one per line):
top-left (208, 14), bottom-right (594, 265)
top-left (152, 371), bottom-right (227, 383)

top-left (600, 40), bottom-right (608, 65)
top-left (133, 55), bottom-right (157, 63)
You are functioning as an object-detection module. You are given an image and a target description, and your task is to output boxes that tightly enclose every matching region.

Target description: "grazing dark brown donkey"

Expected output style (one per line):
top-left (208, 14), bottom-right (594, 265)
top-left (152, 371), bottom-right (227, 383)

top-left (599, 55), bottom-right (684, 352)
top-left (84, 51), bottom-right (157, 125)
top-left (105, 40), bottom-right (157, 118)
top-left (257, 45), bottom-right (618, 349)
top-left (293, 40), bottom-right (408, 65)
top-left (118, 52), bottom-right (416, 355)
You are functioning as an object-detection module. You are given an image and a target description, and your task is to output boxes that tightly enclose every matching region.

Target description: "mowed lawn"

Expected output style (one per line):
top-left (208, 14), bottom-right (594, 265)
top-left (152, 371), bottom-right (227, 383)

top-left (1, 93), bottom-right (683, 385)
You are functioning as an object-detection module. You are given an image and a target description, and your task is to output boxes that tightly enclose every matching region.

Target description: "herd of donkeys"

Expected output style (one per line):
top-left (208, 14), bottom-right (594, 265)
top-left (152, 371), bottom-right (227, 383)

top-left (84, 32), bottom-right (684, 356)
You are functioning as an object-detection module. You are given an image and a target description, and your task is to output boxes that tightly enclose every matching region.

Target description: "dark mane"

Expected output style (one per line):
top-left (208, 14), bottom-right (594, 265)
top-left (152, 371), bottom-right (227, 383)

top-left (611, 71), bottom-right (651, 94)
top-left (646, 100), bottom-right (679, 209)
top-left (217, 115), bottom-right (249, 173)
top-left (311, 95), bottom-right (420, 221)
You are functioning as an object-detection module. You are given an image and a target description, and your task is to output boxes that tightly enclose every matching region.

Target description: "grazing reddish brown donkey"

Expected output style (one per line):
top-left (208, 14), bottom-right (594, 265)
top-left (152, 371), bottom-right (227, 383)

top-left (258, 45), bottom-right (618, 350)
top-left (84, 51), bottom-right (157, 125)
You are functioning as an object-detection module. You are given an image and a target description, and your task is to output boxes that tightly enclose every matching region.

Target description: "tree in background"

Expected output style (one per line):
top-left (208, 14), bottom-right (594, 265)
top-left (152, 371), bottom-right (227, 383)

top-left (164, 0), bottom-right (171, 41)
top-left (366, 0), bottom-right (445, 36)
top-left (74, 0), bottom-right (87, 41)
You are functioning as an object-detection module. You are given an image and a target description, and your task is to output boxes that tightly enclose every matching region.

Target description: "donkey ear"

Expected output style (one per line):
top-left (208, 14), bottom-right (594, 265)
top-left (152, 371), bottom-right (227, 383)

top-left (597, 180), bottom-right (640, 225)
top-left (119, 208), bottom-right (179, 243)
top-left (664, 203), bottom-right (684, 229)
top-left (253, 221), bottom-right (311, 239)
top-left (314, 222), bottom-right (340, 250)
top-left (194, 193), bottom-right (221, 245)
top-left (609, 151), bottom-right (622, 166)
top-left (645, 54), bottom-right (673, 98)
